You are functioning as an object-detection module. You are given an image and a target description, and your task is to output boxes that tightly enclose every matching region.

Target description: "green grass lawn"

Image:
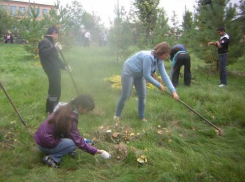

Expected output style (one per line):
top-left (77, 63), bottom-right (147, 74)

top-left (0, 44), bottom-right (245, 182)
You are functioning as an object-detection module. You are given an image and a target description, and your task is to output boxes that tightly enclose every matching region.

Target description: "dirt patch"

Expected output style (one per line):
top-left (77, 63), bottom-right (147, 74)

top-left (0, 128), bottom-right (18, 150)
top-left (93, 122), bottom-right (141, 144)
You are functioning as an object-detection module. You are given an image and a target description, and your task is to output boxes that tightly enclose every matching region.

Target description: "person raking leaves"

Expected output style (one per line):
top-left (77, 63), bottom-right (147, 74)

top-left (38, 26), bottom-right (71, 114)
top-left (114, 42), bottom-right (179, 122)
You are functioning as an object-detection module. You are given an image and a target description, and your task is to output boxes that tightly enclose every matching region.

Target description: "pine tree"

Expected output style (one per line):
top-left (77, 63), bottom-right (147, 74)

top-left (180, 9), bottom-right (194, 48)
top-left (182, 10), bottom-right (193, 32)
top-left (0, 6), bottom-right (13, 36)
top-left (237, 0), bottom-right (245, 44)
top-left (16, 5), bottom-right (47, 57)
top-left (152, 8), bottom-right (171, 45)
top-left (109, 0), bottom-right (133, 63)
top-left (170, 11), bottom-right (180, 40)
top-left (134, 0), bottom-right (160, 45)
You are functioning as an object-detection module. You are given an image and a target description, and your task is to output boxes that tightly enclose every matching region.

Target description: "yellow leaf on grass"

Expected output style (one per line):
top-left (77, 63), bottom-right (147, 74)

top-left (112, 133), bottom-right (119, 138)
top-left (137, 154), bottom-right (148, 164)
top-left (157, 130), bottom-right (164, 135)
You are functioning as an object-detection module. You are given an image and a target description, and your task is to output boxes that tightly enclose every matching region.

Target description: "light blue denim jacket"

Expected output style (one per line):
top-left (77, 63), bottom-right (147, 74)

top-left (123, 51), bottom-right (176, 93)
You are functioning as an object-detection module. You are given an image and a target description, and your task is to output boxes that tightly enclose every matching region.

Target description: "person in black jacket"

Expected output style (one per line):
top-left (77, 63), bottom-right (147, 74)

top-left (38, 26), bottom-right (71, 114)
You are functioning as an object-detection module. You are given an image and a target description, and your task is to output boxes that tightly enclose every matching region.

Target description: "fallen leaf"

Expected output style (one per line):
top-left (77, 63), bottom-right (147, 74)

top-left (92, 137), bottom-right (97, 141)
top-left (157, 130), bottom-right (164, 135)
top-left (137, 158), bottom-right (145, 164)
top-left (112, 133), bottom-right (119, 138)
top-left (215, 130), bottom-right (219, 135)
top-left (137, 154), bottom-right (148, 164)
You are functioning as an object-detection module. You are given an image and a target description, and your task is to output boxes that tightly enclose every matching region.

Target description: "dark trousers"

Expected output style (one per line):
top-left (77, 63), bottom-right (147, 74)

top-left (172, 53), bottom-right (191, 87)
top-left (45, 70), bottom-right (61, 113)
top-left (219, 54), bottom-right (228, 85)
top-left (84, 37), bottom-right (90, 47)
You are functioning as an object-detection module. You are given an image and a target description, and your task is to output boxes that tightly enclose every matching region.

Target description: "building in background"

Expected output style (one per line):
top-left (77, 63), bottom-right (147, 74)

top-left (0, 0), bottom-right (55, 20)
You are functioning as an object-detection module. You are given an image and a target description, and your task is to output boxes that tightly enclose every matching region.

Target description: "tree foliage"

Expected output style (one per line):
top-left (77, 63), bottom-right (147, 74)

top-left (6, 0), bottom-right (103, 56)
top-left (152, 8), bottom-right (171, 45)
top-left (182, 10), bottom-right (193, 32)
top-left (237, 0), bottom-right (245, 44)
top-left (15, 5), bottom-right (47, 57)
top-left (109, 1), bottom-right (134, 63)
top-left (179, 9), bottom-right (194, 49)
top-left (0, 7), bottom-right (14, 38)
top-left (133, 0), bottom-right (160, 44)
top-left (189, 0), bottom-right (243, 64)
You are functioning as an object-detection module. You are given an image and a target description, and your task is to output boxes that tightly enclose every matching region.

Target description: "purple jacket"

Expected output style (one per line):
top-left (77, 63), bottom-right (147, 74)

top-left (34, 113), bottom-right (98, 155)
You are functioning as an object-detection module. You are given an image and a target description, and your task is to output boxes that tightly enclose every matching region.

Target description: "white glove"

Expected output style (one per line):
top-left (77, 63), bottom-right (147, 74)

top-left (99, 150), bottom-right (111, 159)
top-left (55, 42), bottom-right (62, 50)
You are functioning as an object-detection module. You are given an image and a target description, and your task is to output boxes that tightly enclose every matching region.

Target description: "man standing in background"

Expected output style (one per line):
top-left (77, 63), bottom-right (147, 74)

top-left (84, 30), bottom-right (91, 47)
top-left (208, 27), bottom-right (229, 87)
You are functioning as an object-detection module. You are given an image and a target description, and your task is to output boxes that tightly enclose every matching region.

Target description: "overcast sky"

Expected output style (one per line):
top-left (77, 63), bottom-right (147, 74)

top-left (18, 0), bottom-right (241, 27)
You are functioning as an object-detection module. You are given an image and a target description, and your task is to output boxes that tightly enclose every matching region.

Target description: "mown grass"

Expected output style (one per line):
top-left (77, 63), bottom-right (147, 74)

top-left (0, 43), bottom-right (245, 182)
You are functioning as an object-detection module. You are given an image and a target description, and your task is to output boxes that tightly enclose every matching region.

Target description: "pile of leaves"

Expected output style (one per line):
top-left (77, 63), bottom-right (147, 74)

top-left (103, 75), bottom-right (156, 89)
top-left (93, 122), bottom-right (141, 144)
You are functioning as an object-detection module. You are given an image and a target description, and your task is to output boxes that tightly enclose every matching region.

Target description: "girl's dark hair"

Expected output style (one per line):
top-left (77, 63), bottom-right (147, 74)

top-left (48, 94), bottom-right (95, 134)
top-left (153, 42), bottom-right (171, 58)
top-left (217, 27), bottom-right (225, 32)
top-left (46, 26), bottom-right (59, 35)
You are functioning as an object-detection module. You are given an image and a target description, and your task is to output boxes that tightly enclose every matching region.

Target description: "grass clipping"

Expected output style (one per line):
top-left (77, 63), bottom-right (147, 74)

top-left (104, 75), bottom-right (160, 89)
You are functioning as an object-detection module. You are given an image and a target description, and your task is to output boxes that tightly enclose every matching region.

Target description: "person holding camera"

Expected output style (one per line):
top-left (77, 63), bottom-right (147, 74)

top-left (38, 26), bottom-right (71, 114)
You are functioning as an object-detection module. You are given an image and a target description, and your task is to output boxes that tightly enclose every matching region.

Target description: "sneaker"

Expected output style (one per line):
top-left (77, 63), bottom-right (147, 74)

top-left (43, 155), bottom-right (60, 168)
top-left (141, 118), bottom-right (147, 122)
top-left (113, 116), bottom-right (120, 121)
top-left (70, 150), bottom-right (77, 158)
top-left (219, 84), bottom-right (226, 87)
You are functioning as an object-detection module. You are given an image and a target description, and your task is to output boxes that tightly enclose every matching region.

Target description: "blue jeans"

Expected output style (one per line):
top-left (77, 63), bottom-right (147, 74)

top-left (115, 72), bottom-right (146, 119)
top-left (37, 138), bottom-right (76, 163)
top-left (219, 54), bottom-right (228, 85)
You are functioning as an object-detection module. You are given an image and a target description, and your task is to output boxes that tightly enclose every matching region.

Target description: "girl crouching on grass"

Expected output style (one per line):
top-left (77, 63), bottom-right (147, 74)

top-left (34, 94), bottom-right (111, 168)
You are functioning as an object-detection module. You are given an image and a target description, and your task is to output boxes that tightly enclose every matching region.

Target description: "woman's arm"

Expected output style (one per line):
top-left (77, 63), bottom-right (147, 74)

top-left (66, 119), bottom-right (98, 155)
top-left (142, 57), bottom-right (161, 88)
top-left (158, 61), bottom-right (176, 93)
